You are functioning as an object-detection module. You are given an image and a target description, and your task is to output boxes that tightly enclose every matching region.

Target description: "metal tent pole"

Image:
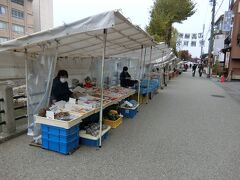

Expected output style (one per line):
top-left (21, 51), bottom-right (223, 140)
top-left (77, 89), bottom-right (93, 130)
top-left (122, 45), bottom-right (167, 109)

top-left (147, 46), bottom-right (153, 104)
top-left (24, 49), bottom-right (31, 135)
top-left (47, 45), bottom-right (58, 106)
top-left (138, 46), bottom-right (144, 105)
top-left (143, 48), bottom-right (147, 78)
top-left (99, 29), bottom-right (107, 148)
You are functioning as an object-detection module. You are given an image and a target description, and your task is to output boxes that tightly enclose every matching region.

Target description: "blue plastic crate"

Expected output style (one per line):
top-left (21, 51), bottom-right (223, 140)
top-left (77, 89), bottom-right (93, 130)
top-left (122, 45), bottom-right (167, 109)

top-left (42, 131), bottom-right (78, 143)
top-left (42, 137), bottom-right (79, 155)
top-left (41, 124), bottom-right (80, 154)
top-left (41, 124), bottom-right (79, 136)
top-left (120, 106), bottom-right (138, 119)
top-left (80, 131), bottom-right (109, 147)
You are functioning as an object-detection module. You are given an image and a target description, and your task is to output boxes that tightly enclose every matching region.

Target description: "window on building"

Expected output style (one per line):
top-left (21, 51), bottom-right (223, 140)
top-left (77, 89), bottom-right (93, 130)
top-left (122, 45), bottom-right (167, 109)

top-left (11, 0), bottom-right (24, 6)
top-left (0, 6), bottom-right (7, 15)
top-left (0, 37), bottom-right (8, 43)
top-left (12, 9), bottom-right (24, 19)
top-left (0, 21), bottom-right (8, 30)
top-left (12, 24), bottom-right (24, 34)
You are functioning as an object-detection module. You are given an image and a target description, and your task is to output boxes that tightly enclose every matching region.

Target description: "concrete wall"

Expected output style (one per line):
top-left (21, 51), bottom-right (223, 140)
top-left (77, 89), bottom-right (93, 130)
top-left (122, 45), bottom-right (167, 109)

top-left (0, 52), bottom-right (25, 80)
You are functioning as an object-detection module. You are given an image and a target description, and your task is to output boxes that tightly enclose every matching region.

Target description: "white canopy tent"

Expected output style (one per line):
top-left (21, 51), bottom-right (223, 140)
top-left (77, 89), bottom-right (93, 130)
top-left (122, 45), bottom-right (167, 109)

top-left (0, 11), bottom-right (155, 57)
top-left (0, 10), bottom-right (157, 146)
top-left (112, 43), bottom-right (173, 101)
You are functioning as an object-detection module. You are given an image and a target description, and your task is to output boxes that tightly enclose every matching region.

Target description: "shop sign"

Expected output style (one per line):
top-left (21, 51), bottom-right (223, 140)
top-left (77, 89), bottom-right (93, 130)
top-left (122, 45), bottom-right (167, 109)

top-left (225, 51), bottom-right (230, 68)
top-left (222, 11), bottom-right (232, 32)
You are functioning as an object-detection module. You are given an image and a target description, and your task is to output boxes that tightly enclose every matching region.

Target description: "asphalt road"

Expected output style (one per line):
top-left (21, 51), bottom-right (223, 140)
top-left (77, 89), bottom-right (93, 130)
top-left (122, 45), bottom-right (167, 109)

top-left (0, 71), bottom-right (240, 180)
top-left (212, 78), bottom-right (240, 105)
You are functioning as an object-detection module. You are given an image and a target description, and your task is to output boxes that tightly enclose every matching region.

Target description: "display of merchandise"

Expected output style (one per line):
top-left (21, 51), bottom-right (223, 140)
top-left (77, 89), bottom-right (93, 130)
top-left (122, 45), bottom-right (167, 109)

top-left (107, 110), bottom-right (120, 121)
top-left (64, 103), bottom-right (92, 114)
top-left (84, 123), bottom-right (108, 137)
top-left (121, 100), bottom-right (138, 109)
top-left (38, 107), bottom-right (76, 121)
top-left (54, 112), bottom-right (73, 121)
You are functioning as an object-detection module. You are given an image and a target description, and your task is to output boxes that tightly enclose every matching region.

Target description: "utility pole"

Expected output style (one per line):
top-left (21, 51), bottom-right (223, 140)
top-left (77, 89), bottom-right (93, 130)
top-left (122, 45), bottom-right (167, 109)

top-left (207, 0), bottom-right (216, 78)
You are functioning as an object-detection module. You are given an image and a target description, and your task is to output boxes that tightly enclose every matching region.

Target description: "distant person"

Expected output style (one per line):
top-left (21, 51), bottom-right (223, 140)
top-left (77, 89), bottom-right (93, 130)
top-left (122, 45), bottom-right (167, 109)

top-left (184, 64), bottom-right (188, 71)
top-left (190, 64), bottom-right (192, 68)
top-left (84, 76), bottom-right (94, 88)
top-left (120, 66), bottom-right (138, 88)
top-left (192, 64), bottom-right (197, 77)
top-left (198, 64), bottom-right (204, 77)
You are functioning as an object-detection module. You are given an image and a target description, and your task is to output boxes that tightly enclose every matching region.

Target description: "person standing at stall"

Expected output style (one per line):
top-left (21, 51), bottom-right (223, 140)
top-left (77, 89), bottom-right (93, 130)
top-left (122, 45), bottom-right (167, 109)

top-left (51, 70), bottom-right (73, 103)
top-left (120, 66), bottom-right (138, 87)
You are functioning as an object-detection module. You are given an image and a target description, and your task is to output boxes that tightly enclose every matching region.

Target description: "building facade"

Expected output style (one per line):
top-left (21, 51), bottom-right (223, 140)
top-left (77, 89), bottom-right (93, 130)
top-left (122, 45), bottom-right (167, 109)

top-left (0, 0), bottom-right (53, 43)
top-left (213, 15), bottom-right (226, 63)
top-left (0, 0), bottom-right (34, 43)
top-left (227, 0), bottom-right (240, 79)
top-left (32, 0), bottom-right (53, 32)
top-left (0, 0), bottom-right (53, 80)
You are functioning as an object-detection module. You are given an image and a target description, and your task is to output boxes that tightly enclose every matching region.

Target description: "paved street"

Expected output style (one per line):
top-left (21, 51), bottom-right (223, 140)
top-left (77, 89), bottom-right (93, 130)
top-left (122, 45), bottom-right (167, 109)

top-left (1, 72), bottom-right (240, 180)
top-left (212, 78), bottom-right (240, 104)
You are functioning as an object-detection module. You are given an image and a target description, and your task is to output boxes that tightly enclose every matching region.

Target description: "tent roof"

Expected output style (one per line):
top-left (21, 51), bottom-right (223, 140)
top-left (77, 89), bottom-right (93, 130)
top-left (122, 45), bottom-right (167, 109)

top-left (0, 11), bottom-right (157, 58)
top-left (113, 43), bottom-right (171, 62)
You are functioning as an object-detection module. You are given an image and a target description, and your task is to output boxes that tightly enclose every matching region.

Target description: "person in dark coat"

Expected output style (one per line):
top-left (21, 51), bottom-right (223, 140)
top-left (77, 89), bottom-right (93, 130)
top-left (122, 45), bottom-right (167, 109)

top-left (120, 66), bottom-right (137, 87)
top-left (51, 70), bottom-right (73, 103)
top-left (192, 64), bottom-right (197, 77)
top-left (198, 64), bottom-right (204, 77)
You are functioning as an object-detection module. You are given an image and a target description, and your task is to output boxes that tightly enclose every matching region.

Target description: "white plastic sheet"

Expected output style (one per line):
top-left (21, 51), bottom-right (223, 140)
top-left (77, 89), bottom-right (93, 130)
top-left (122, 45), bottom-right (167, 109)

top-left (26, 48), bottom-right (57, 139)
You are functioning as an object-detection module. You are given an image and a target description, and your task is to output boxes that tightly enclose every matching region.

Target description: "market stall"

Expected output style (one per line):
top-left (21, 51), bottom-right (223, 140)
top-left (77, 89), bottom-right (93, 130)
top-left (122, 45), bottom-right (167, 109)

top-left (0, 11), bottom-right (157, 153)
top-left (113, 44), bottom-right (173, 103)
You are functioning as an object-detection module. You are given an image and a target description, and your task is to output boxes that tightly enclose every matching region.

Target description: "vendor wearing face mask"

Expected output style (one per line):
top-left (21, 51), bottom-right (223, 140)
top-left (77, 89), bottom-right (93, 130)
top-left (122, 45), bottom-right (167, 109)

top-left (51, 70), bottom-right (73, 103)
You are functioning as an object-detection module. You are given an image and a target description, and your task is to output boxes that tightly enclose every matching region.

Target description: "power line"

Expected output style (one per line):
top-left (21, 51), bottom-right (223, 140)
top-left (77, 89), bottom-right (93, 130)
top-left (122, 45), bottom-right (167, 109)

top-left (215, 0), bottom-right (225, 16)
top-left (204, 0), bottom-right (225, 43)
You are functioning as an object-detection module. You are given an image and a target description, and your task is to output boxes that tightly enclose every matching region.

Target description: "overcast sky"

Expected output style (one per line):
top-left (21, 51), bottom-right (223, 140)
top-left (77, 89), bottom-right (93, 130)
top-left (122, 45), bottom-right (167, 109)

top-left (53, 0), bottom-right (230, 57)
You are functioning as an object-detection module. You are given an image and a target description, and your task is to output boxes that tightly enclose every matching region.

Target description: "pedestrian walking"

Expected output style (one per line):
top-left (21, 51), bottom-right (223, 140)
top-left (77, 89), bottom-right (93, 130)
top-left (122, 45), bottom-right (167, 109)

top-left (192, 64), bottom-right (197, 77)
top-left (198, 64), bottom-right (204, 77)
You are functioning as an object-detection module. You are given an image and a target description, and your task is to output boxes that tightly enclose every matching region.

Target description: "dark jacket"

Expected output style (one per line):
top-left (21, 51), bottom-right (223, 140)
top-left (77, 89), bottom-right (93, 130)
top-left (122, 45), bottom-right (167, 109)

top-left (120, 71), bottom-right (131, 87)
top-left (51, 77), bottom-right (72, 102)
top-left (192, 65), bottom-right (197, 71)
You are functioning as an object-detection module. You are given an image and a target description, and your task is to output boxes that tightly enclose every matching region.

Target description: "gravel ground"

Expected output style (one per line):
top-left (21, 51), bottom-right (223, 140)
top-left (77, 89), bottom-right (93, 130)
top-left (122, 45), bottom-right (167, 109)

top-left (0, 72), bottom-right (240, 180)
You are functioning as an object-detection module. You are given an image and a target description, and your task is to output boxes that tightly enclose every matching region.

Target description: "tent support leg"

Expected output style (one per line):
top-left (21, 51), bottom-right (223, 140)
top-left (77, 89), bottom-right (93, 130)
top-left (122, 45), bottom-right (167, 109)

top-left (138, 45), bottom-right (144, 105)
top-left (99, 29), bottom-right (107, 148)
top-left (147, 46), bottom-right (153, 104)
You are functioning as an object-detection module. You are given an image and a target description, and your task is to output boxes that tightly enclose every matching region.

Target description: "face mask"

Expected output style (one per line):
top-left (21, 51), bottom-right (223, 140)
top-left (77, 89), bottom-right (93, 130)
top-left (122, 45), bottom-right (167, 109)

top-left (60, 78), bottom-right (67, 83)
